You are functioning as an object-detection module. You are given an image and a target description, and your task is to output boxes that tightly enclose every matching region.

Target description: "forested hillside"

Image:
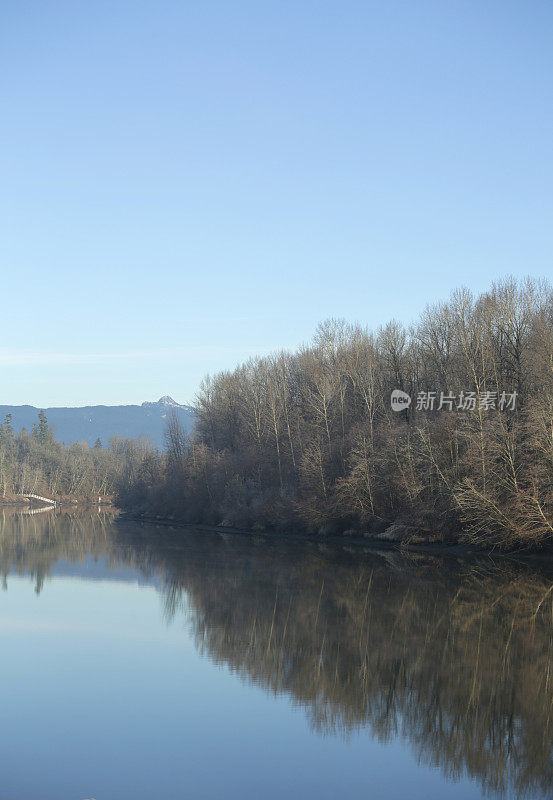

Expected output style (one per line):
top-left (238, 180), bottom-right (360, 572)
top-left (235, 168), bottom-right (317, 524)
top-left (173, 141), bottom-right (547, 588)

top-left (0, 396), bottom-right (195, 449)
top-left (117, 278), bottom-right (553, 549)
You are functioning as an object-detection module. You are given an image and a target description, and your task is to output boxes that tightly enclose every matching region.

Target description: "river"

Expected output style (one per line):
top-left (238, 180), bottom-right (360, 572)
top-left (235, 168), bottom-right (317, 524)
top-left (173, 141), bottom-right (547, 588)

top-left (0, 508), bottom-right (551, 799)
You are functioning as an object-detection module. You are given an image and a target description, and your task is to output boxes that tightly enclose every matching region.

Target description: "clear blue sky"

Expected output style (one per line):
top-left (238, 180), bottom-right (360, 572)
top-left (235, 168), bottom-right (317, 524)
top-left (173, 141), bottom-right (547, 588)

top-left (2, 0), bottom-right (552, 407)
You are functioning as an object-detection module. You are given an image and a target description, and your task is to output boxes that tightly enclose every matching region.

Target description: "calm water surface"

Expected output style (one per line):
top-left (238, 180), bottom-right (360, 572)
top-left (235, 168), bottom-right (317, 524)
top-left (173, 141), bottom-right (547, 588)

top-left (0, 509), bottom-right (552, 800)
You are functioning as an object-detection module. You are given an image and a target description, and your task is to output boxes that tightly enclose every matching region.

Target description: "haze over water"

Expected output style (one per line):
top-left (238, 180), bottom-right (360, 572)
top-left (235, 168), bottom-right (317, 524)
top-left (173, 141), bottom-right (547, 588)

top-left (0, 509), bottom-right (551, 799)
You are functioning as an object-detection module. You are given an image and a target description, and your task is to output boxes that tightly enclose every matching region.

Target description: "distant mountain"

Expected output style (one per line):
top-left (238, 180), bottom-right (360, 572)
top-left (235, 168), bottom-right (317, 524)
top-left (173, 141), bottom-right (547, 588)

top-left (0, 396), bottom-right (195, 449)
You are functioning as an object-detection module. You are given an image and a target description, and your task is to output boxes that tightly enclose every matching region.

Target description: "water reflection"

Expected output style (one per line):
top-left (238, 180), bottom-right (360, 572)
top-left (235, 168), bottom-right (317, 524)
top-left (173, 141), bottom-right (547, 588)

top-left (1, 508), bottom-right (553, 798)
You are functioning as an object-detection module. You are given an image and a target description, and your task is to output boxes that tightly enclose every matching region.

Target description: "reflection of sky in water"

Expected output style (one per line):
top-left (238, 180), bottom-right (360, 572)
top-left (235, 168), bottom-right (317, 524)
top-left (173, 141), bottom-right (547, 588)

top-left (0, 576), bottom-right (483, 800)
top-left (0, 513), bottom-right (542, 799)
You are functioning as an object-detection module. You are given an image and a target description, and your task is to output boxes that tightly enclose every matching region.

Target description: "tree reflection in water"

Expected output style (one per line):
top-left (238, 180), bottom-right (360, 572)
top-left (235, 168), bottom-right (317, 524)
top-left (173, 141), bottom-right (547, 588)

top-left (1, 508), bottom-right (553, 798)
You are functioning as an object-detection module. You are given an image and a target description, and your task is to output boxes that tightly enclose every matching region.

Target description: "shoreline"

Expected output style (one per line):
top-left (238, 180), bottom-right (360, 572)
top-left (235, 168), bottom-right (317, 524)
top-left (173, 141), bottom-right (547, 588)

top-left (117, 512), bottom-right (553, 561)
top-left (4, 501), bottom-right (552, 560)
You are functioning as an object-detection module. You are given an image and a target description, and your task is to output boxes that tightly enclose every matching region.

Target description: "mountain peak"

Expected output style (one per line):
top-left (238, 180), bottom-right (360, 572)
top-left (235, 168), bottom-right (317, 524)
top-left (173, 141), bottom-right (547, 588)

top-left (142, 396), bottom-right (181, 408)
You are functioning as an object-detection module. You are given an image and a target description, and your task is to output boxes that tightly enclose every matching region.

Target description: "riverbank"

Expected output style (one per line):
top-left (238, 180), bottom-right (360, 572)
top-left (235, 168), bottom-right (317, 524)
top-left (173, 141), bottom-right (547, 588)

top-left (119, 511), bottom-right (553, 559)
top-left (0, 495), bottom-right (114, 507)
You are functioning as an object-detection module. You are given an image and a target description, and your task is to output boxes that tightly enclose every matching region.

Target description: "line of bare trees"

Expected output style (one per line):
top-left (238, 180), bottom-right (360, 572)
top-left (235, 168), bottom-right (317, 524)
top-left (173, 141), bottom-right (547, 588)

top-left (117, 277), bottom-right (553, 549)
top-left (0, 412), bottom-right (143, 502)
